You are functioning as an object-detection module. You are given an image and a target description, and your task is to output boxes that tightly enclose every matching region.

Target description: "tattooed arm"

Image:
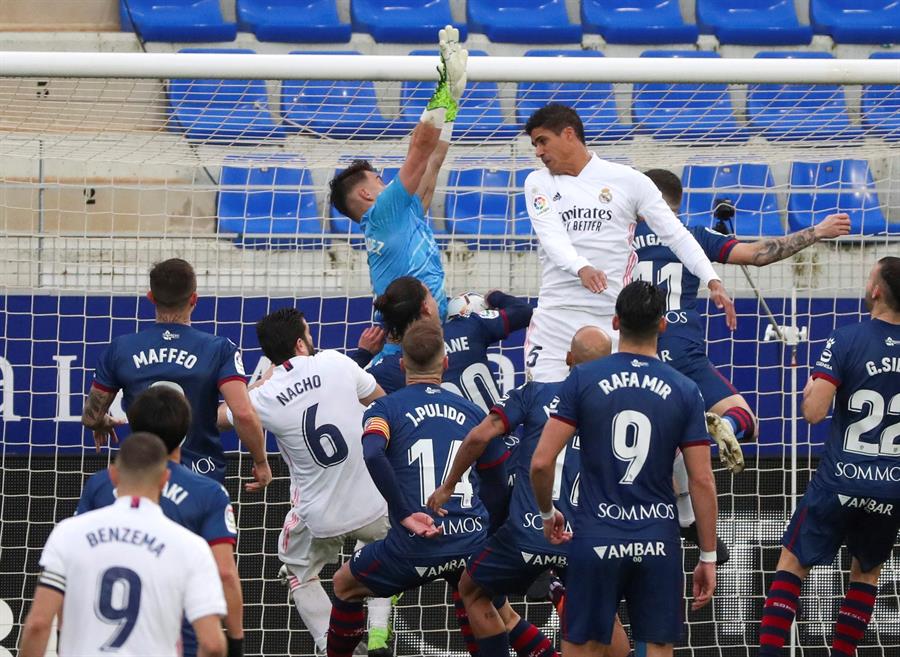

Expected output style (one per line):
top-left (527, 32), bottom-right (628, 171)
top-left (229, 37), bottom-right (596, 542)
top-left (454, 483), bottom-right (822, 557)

top-left (726, 213), bottom-right (851, 267)
top-left (82, 386), bottom-right (125, 452)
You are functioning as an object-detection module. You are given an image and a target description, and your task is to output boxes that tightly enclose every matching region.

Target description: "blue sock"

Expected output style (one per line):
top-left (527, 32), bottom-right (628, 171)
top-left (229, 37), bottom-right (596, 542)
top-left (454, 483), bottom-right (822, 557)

top-left (476, 632), bottom-right (510, 657)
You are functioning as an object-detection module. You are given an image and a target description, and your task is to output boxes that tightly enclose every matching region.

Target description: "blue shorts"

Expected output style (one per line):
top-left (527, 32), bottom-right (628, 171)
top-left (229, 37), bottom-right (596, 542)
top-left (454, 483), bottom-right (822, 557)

top-left (466, 526), bottom-right (567, 596)
top-left (563, 536), bottom-right (683, 646)
top-left (782, 481), bottom-right (900, 573)
top-left (349, 539), bottom-right (472, 598)
top-left (661, 337), bottom-right (737, 409)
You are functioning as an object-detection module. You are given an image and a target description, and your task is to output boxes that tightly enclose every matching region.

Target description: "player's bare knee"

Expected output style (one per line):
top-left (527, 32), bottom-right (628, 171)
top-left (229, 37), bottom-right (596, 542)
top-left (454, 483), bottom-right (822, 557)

top-left (457, 570), bottom-right (483, 605)
top-left (850, 558), bottom-right (882, 584)
top-left (332, 563), bottom-right (363, 602)
top-left (497, 600), bottom-right (521, 632)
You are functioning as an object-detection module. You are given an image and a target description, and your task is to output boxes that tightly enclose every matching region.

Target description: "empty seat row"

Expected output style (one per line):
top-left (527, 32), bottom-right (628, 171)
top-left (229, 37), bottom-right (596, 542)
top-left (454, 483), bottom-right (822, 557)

top-left (167, 49), bottom-right (900, 144)
top-left (121, 1), bottom-right (900, 45)
top-left (217, 159), bottom-right (894, 250)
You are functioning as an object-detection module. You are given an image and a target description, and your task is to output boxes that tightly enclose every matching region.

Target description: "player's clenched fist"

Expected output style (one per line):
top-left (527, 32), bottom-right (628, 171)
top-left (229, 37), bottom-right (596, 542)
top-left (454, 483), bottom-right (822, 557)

top-left (577, 265), bottom-right (607, 294)
top-left (814, 212), bottom-right (851, 239)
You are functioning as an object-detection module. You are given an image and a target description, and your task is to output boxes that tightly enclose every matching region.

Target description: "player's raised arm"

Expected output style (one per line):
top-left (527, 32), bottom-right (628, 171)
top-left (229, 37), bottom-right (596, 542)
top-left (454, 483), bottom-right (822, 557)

top-left (727, 213), bottom-right (851, 267)
top-left (427, 411), bottom-right (507, 515)
top-left (484, 290), bottom-right (534, 333)
top-left (636, 172), bottom-right (737, 329)
top-left (399, 25), bottom-right (467, 200)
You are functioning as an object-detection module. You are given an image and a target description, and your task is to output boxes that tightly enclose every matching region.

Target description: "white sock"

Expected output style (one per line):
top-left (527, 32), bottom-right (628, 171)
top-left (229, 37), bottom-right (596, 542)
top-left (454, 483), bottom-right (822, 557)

top-left (289, 576), bottom-right (332, 651)
top-left (367, 596), bottom-right (392, 632)
top-left (673, 451), bottom-right (695, 528)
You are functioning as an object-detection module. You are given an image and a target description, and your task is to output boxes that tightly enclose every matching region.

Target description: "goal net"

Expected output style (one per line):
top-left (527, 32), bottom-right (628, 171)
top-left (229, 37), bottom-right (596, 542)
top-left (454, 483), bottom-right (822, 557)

top-left (0, 52), bottom-right (898, 656)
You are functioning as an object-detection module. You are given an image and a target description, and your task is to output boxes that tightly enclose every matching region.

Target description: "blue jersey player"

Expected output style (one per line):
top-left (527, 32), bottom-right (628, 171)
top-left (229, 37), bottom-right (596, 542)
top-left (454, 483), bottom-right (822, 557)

top-left (81, 258), bottom-right (271, 489)
top-left (325, 321), bottom-right (511, 657)
top-left (637, 169), bottom-right (850, 546)
top-left (758, 257), bottom-right (900, 657)
top-left (366, 276), bottom-right (532, 410)
top-left (328, 28), bottom-right (468, 326)
top-left (427, 327), bottom-right (623, 657)
top-left (531, 281), bottom-right (719, 657)
top-left (78, 387), bottom-right (244, 657)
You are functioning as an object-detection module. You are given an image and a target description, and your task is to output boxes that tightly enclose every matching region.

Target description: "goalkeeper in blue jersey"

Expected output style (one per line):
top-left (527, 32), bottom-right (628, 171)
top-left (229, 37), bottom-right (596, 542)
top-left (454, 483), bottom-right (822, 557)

top-left (328, 26), bottom-right (467, 323)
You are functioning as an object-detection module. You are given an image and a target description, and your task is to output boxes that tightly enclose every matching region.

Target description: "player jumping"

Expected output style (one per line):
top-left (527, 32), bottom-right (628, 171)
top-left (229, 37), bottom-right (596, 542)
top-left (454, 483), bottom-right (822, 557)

top-left (79, 387), bottom-right (244, 657)
top-left (428, 326), bottom-right (630, 657)
top-left (531, 281), bottom-right (719, 657)
top-left (365, 276), bottom-right (532, 410)
top-left (638, 168), bottom-right (851, 549)
top-left (758, 257), bottom-right (900, 657)
top-left (522, 103), bottom-right (736, 382)
top-left (324, 321), bottom-right (510, 657)
top-left (328, 26), bottom-right (467, 324)
top-left (82, 257), bottom-right (271, 489)
top-left (217, 307), bottom-right (393, 656)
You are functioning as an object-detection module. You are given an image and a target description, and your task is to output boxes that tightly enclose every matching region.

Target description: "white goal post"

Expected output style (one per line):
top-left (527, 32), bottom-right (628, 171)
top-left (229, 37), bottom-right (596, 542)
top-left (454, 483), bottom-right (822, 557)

top-left (1, 52), bottom-right (899, 657)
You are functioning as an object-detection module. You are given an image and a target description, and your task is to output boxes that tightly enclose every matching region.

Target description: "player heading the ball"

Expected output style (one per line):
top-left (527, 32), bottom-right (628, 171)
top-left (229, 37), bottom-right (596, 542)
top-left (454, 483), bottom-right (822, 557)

top-left (758, 257), bottom-right (900, 657)
top-left (21, 433), bottom-right (227, 657)
top-left (328, 26), bottom-right (467, 324)
top-left (531, 280), bottom-right (719, 657)
top-left (522, 103), bottom-right (736, 382)
top-left (82, 258), bottom-right (271, 490)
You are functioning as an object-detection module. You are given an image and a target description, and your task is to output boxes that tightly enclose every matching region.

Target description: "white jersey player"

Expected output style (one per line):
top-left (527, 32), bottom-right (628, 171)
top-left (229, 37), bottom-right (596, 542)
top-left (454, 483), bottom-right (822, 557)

top-left (218, 307), bottom-right (392, 656)
top-left (20, 433), bottom-right (226, 657)
top-left (522, 103), bottom-right (737, 382)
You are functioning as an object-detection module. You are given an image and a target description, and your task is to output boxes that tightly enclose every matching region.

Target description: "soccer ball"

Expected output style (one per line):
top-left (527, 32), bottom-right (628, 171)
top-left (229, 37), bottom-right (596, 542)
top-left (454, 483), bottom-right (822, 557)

top-left (447, 292), bottom-right (488, 318)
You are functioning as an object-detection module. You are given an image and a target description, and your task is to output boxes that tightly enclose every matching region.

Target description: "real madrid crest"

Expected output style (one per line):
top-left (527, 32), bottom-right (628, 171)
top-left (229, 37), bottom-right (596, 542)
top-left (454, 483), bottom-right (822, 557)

top-left (599, 187), bottom-right (613, 203)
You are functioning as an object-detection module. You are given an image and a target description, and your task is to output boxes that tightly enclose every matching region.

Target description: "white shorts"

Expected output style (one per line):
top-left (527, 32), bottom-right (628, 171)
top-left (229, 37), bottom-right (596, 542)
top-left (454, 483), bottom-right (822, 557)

top-left (279, 509), bottom-right (390, 583)
top-left (524, 306), bottom-right (618, 382)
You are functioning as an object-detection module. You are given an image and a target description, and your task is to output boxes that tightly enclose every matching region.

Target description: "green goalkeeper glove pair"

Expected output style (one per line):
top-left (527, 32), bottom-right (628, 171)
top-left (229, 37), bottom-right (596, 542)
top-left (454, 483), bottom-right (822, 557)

top-left (426, 25), bottom-right (467, 122)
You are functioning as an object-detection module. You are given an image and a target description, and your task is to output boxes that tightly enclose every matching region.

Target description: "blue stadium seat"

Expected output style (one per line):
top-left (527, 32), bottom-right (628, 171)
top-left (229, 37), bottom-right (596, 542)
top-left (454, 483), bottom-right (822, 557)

top-left (581, 0), bottom-right (698, 44)
top-left (696, 1), bottom-right (812, 46)
top-left (681, 164), bottom-right (784, 237)
top-left (445, 169), bottom-right (513, 249)
top-left (862, 52), bottom-right (900, 140)
top-left (517, 50), bottom-right (632, 142)
top-left (632, 51), bottom-right (748, 142)
top-left (281, 51), bottom-right (415, 139)
top-left (402, 51), bottom-right (519, 141)
top-left (351, 0), bottom-right (466, 43)
top-left (120, 0), bottom-right (236, 42)
top-left (747, 52), bottom-right (863, 142)
top-left (810, 1), bottom-right (900, 45)
top-left (788, 160), bottom-right (887, 235)
top-left (218, 163), bottom-right (323, 248)
top-left (467, 0), bottom-right (581, 44)
top-left (511, 169), bottom-right (536, 249)
top-left (168, 49), bottom-right (284, 142)
top-left (235, 0), bottom-right (350, 42)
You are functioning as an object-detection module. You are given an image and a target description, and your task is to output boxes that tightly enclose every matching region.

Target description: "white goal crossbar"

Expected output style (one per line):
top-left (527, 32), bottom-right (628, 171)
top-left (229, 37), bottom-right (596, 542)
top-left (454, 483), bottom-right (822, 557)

top-left (2, 51), bottom-right (899, 83)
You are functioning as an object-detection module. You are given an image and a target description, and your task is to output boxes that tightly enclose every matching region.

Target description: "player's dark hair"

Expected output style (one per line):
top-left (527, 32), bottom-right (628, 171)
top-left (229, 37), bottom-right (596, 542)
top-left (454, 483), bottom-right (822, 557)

top-left (615, 280), bottom-right (666, 341)
top-left (644, 169), bottom-right (683, 208)
top-left (149, 258), bottom-right (196, 310)
top-left (524, 103), bottom-right (585, 144)
top-left (329, 159), bottom-right (376, 221)
top-left (401, 320), bottom-right (445, 373)
top-left (115, 432), bottom-right (168, 482)
top-left (374, 276), bottom-right (428, 342)
top-left (126, 387), bottom-right (192, 454)
top-left (877, 256), bottom-right (900, 311)
top-left (256, 307), bottom-right (309, 364)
